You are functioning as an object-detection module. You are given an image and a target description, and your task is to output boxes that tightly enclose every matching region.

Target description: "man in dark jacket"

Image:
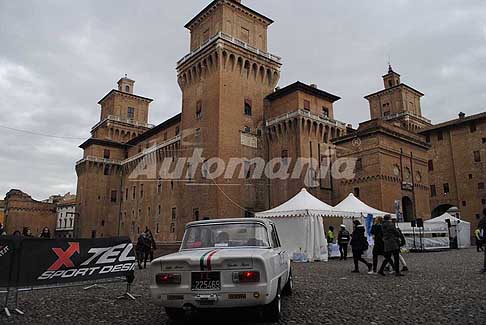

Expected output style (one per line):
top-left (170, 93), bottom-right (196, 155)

top-left (350, 223), bottom-right (372, 273)
top-left (337, 225), bottom-right (350, 260)
top-left (479, 209), bottom-right (486, 273)
top-left (378, 215), bottom-right (403, 276)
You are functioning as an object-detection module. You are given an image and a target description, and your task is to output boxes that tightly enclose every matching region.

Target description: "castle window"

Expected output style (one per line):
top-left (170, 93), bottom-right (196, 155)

top-left (171, 207), bottom-right (177, 221)
top-left (157, 179), bottom-right (162, 193)
top-left (322, 107), bottom-right (329, 118)
top-left (462, 201), bottom-right (467, 207)
top-left (430, 185), bottom-right (437, 197)
top-left (170, 223), bottom-right (175, 233)
top-left (428, 160), bottom-right (434, 172)
top-left (101, 220), bottom-right (105, 227)
top-left (196, 101), bottom-right (202, 120)
top-left (437, 131), bottom-right (443, 141)
top-left (110, 190), bottom-right (117, 203)
top-left (244, 99), bottom-right (252, 116)
top-left (443, 183), bottom-right (450, 194)
top-left (479, 182), bottom-right (485, 190)
top-left (388, 80), bottom-right (393, 88)
top-left (470, 123), bottom-right (477, 133)
top-left (469, 174), bottom-right (473, 180)
top-left (303, 100), bottom-right (311, 111)
top-left (156, 223), bottom-right (160, 234)
top-left (195, 128), bottom-right (201, 142)
top-left (240, 27), bottom-right (250, 43)
top-left (158, 205), bottom-right (161, 215)
top-left (127, 107), bottom-right (135, 119)
top-left (125, 85), bottom-right (130, 93)
top-left (482, 138), bottom-right (486, 144)
top-left (132, 186), bottom-right (136, 200)
top-left (482, 199), bottom-right (486, 205)
top-left (104, 165), bottom-right (111, 176)
top-left (353, 187), bottom-right (360, 198)
top-left (243, 126), bottom-right (251, 133)
top-left (281, 150), bottom-right (289, 166)
top-left (103, 149), bottom-right (110, 159)
top-left (474, 151), bottom-right (481, 162)
top-left (140, 184), bottom-right (144, 198)
top-left (355, 158), bottom-right (363, 171)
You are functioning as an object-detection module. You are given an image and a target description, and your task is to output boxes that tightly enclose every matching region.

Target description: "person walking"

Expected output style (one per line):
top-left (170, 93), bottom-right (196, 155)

top-left (475, 227), bottom-right (483, 252)
top-left (337, 225), bottom-right (350, 260)
top-left (136, 232), bottom-right (151, 269)
top-left (379, 215), bottom-right (404, 276)
top-left (479, 209), bottom-right (486, 273)
top-left (350, 222), bottom-right (372, 273)
top-left (39, 227), bottom-right (51, 239)
top-left (370, 217), bottom-right (387, 275)
top-left (145, 228), bottom-right (157, 262)
top-left (327, 226), bottom-right (335, 257)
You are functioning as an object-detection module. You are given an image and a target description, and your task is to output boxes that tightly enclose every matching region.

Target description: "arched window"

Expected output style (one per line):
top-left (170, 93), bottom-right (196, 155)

top-left (244, 99), bottom-right (252, 116)
top-left (125, 85), bottom-right (130, 92)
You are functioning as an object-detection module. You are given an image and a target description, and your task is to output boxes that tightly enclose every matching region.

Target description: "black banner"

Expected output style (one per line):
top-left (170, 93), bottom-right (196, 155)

top-left (14, 237), bottom-right (136, 287)
top-left (0, 236), bottom-right (20, 288)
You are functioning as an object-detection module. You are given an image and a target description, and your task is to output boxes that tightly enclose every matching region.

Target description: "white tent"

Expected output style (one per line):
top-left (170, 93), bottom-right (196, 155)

top-left (333, 193), bottom-right (392, 218)
top-left (424, 213), bottom-right (471, 248)
top-left (255, 188), bottom-right (333, 262)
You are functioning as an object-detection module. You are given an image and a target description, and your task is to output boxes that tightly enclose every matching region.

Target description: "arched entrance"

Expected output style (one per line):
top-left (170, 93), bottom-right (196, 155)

top-left (402, 196), bottom-right (414, 222)
top-left (431, 204), bottom-right (454, 218)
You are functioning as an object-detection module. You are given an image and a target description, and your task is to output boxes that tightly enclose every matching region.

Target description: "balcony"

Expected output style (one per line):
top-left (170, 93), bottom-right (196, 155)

top-left (91, 115), bottom-right (155, 131)
top-left (177, 32), bottom-right (282, 67)
top-left (383, 111), bottom-right (431, 124)
top-left (76, 156), bottom-right (122, 166)
top-left (266, 109), bottom-right (348, 129)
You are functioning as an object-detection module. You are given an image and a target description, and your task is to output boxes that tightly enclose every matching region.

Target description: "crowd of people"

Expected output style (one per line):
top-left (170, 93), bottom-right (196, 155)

top-left (327, 209), bottom-right (486, 274)
top-left (0, 223), bottom-right (52, 238)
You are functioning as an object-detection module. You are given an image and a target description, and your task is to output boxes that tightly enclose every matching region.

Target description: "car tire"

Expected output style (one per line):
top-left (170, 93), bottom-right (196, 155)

top-left (263, 282), bottom-right (282, 322)
top-left (282, 268), bottom-right (293, 296)
top-left (165, 308), bottom-right (183, 322)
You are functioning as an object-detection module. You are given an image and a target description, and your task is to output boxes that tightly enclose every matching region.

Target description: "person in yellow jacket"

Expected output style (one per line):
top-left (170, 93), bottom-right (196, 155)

top-left (475, 228), bottom-right (483, 252)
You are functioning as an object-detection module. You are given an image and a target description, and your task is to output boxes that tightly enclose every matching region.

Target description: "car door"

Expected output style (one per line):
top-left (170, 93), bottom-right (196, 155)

top-left (270, 223), bottom-right (288, 283)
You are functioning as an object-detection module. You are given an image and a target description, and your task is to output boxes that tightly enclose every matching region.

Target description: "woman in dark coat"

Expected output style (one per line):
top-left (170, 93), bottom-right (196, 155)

top-left (370, 217), bottom-right (393, 274)
top-left (350, 223), bottom-right (372, 273)
top-left (378, 215), bottom-right (403, 276)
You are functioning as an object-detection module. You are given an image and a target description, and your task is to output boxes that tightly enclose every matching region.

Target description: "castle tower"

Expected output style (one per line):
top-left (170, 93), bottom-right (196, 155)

top-left (365, 65), bottom-right (431, 131)
top-left (176, 0), bottom-right (281, 222)
top-left (75, 78), bottom-right (154, 238)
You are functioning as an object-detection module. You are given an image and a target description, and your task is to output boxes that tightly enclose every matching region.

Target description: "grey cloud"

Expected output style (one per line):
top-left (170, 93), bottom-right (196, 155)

top-left (0, 0), bottom-right (484, 199)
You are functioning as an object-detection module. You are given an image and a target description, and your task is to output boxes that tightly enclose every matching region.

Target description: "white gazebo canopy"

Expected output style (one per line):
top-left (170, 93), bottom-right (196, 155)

top-left (255, 188), bottom-right (335, 218)
top-left (255, 188), bottom-right (333, 262)
top-left (332, 193), bottom-right (393, 218)
top-left (424, 212), bottom-right (471, 248)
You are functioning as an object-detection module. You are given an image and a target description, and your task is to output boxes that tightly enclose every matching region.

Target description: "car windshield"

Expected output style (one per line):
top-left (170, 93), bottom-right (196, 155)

top-left (181, 222), bottom-right (270, 250)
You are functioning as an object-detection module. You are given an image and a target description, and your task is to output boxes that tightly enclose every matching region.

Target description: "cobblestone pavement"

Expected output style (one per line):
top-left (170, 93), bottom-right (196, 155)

top-left (2, 248), bottom-right (485, 324)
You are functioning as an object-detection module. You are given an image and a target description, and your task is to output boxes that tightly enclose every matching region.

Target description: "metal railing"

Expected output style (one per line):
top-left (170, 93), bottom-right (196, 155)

top-left (177, 32), bottom-right (282, 66)
top-left (383, 111), bottom-right (431, 124)
top-left (91, 115), bottom-right (155, 131)
top-left (76, 156), bottom-right (122, 166)
top-left (266, 109), bottom-right (348, 129)
top-left (120, 135), bottom-right (182, 165)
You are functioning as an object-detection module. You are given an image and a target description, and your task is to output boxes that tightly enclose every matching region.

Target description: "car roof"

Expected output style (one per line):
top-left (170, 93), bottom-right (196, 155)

top-left (186, 218), bottom-right (272, 228)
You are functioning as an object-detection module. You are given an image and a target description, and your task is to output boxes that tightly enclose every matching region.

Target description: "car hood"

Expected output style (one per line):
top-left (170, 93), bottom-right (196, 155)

top-left (153, 248), bottom-right (270, 271)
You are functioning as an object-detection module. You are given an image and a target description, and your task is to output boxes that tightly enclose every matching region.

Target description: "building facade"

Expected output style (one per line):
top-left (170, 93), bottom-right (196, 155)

top-left (4, 190), bottom-right (57, 236)
top-left (55, 194), bottom-right (77, 238)
top-left (75, 0), bottom-right (482, 241)
top-left (419, 112), bottom-right (486, 229)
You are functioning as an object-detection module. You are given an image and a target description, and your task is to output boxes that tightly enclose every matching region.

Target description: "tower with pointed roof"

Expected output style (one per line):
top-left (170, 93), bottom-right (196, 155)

top-left (365, 65), bottom-right (431, 131)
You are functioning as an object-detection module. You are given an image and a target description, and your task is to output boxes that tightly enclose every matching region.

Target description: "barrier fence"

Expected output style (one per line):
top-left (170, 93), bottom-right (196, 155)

top-left (0, 236), bottom-right (137, 317)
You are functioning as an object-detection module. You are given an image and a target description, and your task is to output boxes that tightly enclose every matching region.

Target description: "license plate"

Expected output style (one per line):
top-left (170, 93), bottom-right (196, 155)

top-left (191, 272), bottom-right (221, 291)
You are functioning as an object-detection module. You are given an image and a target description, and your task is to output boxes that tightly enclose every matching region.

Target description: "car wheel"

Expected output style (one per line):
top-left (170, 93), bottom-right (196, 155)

top-left (282, 268), bottom-right (293, 296)
top-left (263, 282), bottom-right (282, 322)
top-left (165, 308), bottom-right (183, 322)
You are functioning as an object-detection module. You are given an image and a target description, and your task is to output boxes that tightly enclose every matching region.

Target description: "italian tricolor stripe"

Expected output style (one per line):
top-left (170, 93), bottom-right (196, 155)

top-left (199, 249), bottom-right (220, 271)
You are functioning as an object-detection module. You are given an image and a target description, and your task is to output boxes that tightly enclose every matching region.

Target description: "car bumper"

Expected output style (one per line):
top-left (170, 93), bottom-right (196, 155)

top-left (150, 284), bottom-right (274, 309)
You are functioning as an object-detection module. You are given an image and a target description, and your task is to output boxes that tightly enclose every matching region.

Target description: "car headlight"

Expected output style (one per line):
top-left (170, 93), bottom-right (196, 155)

top-left (232, 271), bottom-right (260, 283)
top-left (156, 273), bottom-right (182, 285)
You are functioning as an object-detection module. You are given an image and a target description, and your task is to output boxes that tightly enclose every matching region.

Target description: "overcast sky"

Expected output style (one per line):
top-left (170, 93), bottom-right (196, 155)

top-left (0, 0), bottom-right (485, 200)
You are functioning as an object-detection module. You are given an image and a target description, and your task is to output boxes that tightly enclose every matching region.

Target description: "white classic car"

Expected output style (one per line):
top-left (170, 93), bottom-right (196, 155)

top-left (150, 218), bottom-right (292, 322)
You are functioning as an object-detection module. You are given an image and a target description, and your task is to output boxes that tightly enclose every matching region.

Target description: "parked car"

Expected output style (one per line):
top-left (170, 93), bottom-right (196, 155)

top-left (150, 218), bottom-right (292, 321)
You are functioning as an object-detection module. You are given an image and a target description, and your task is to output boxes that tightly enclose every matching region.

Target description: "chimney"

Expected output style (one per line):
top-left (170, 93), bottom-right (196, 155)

top-left (458, 112), bottom-right (466, 119)
top-left (310, 84), bottom-right (318, 89)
